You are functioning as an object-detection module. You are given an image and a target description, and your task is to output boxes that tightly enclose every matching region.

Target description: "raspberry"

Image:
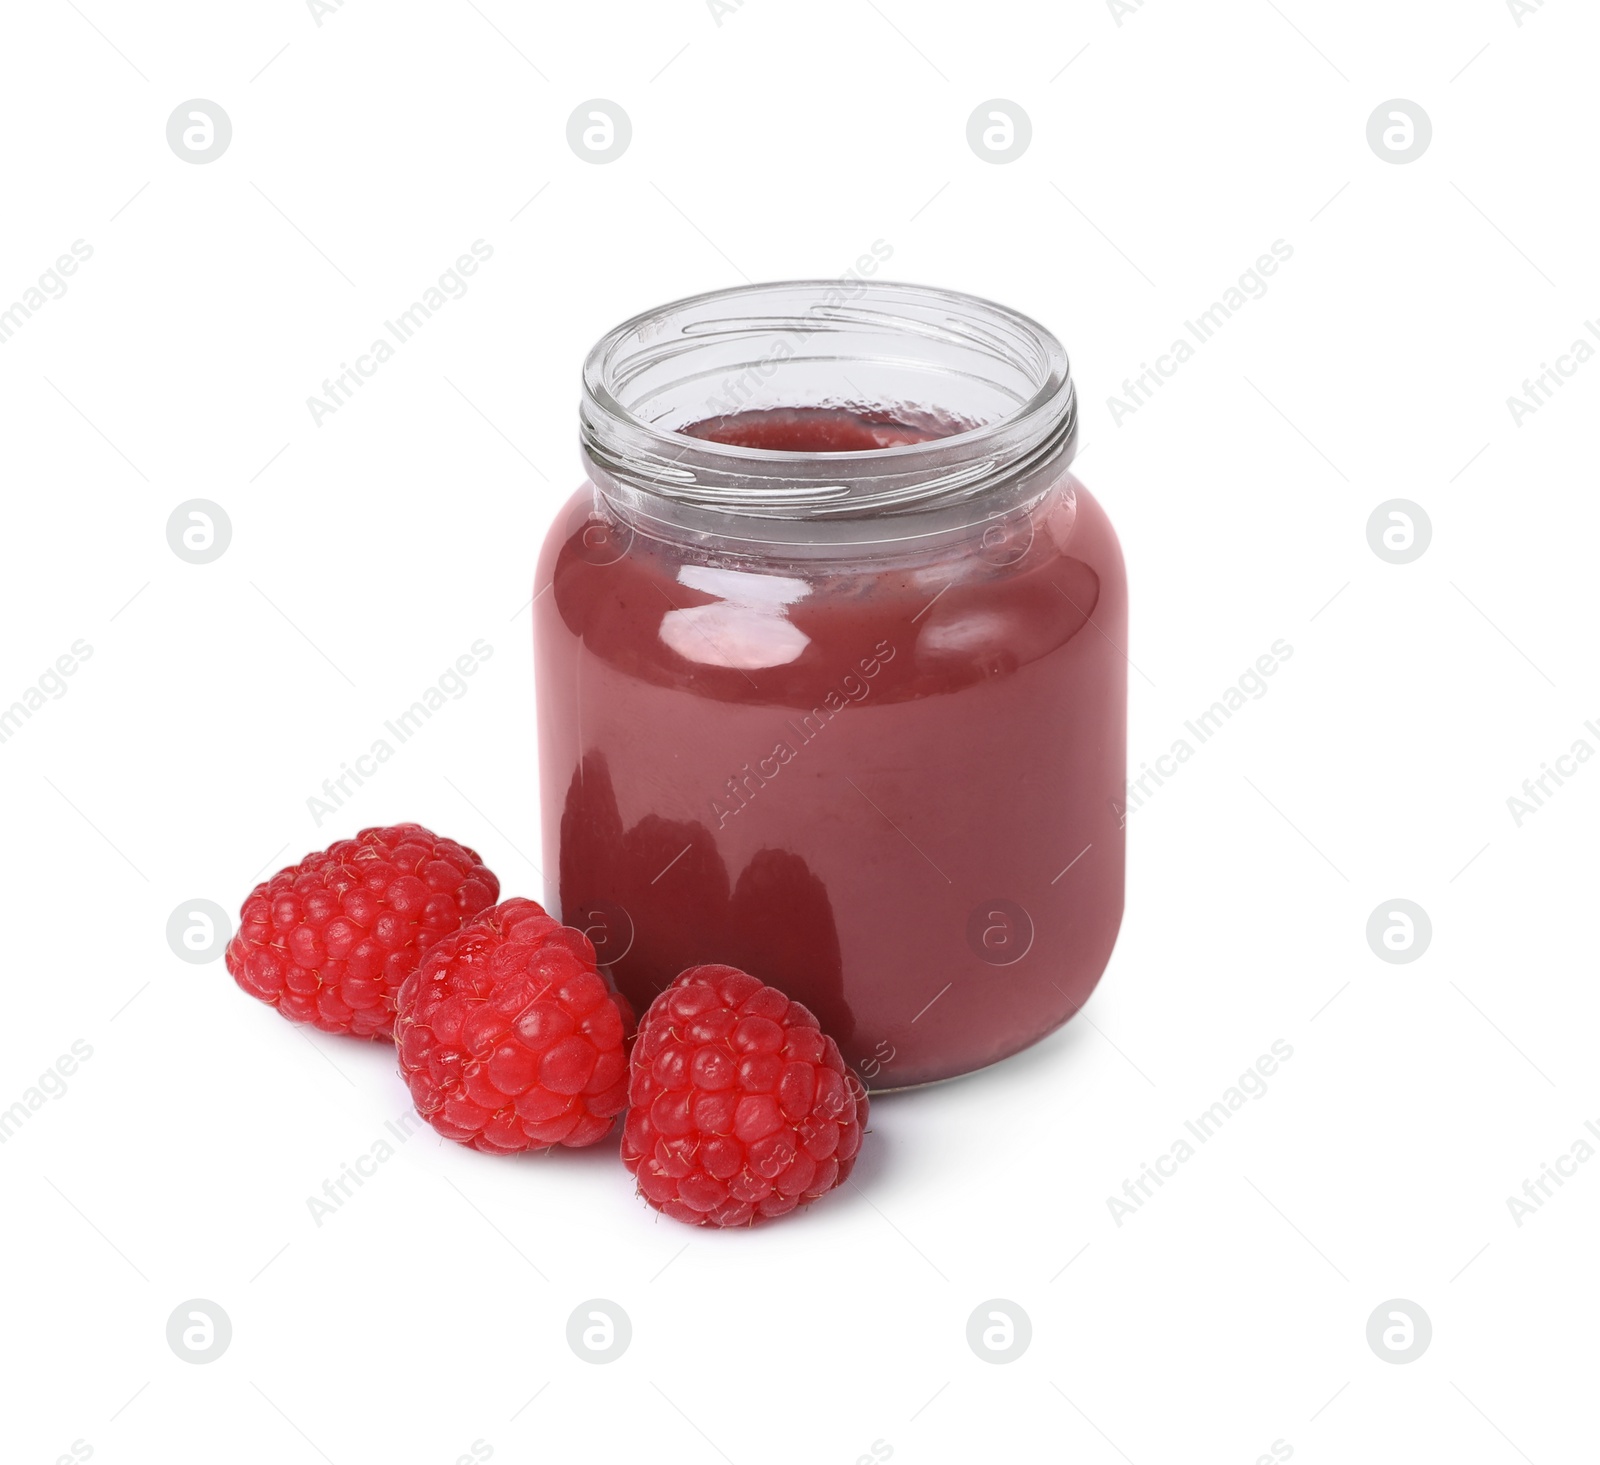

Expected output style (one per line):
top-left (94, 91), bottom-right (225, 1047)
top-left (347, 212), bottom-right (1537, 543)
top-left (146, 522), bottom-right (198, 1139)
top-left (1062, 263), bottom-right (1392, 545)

top-left (622, 964), bottom-right (868, 1227)
top-left (225, 824), bottom-right (498, 1039)
top-left (395, 898), bottom-right (634, 1153)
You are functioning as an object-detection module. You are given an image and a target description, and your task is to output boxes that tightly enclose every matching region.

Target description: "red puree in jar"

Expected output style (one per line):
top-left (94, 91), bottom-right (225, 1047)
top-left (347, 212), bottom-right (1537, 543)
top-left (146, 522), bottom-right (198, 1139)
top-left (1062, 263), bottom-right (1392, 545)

top-left (542, 280), bottom-right (1125, 1088)
top-left (536, 400), bottom-right (1126, 1090)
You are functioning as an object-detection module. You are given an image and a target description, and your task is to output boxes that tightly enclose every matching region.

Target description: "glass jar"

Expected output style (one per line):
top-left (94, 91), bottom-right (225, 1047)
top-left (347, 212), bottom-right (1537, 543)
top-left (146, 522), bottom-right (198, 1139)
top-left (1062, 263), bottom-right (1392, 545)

top-left (535, 280), bottom-right (1126, 1089)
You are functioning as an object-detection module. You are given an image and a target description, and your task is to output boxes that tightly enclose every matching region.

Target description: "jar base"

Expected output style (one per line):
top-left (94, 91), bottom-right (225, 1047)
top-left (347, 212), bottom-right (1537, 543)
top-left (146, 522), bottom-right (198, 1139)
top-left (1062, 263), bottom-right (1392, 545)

top-left (864, 1002), bottom-right (1091, 1094)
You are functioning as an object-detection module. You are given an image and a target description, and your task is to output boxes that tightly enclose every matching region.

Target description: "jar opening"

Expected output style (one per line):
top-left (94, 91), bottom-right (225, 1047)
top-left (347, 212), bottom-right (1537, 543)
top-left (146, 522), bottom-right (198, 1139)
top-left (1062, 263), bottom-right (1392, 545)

top-left (579, 280), bottom-right (1077, 546)
top-left (682, 404), bottom-right (969, 454)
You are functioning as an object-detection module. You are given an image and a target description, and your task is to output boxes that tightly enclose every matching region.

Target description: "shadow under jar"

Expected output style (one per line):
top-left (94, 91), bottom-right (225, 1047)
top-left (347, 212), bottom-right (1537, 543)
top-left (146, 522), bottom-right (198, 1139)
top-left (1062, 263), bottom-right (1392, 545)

top-left (535, 280), bottom-right (1126, 1090)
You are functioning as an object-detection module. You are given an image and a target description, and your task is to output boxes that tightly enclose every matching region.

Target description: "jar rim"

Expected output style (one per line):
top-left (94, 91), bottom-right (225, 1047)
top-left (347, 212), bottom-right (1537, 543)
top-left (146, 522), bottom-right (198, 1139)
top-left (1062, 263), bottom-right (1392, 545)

top-left (579, 279), bottom-right (1078, 542)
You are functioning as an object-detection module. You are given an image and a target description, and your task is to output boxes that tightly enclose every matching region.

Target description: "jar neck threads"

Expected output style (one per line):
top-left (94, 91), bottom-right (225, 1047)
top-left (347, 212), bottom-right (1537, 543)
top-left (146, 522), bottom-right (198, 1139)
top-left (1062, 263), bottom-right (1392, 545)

top-left (579, 280), bottom-right (1077, 550)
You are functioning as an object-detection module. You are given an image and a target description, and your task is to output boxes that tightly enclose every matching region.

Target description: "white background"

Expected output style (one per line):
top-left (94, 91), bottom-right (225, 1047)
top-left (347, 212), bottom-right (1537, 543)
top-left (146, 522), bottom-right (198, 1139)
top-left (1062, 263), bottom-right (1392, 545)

top-left (2, 1), bottom-right (1597, 1461)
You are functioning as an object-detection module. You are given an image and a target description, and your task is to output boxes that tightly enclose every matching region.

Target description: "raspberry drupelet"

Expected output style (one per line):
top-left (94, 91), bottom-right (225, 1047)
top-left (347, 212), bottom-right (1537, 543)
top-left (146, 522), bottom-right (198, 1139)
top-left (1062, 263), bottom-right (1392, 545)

top-left (225, 823), bottom-right (499, 1040)
top-left (395, 898), bottom-right (633, 1153)
top-left (622, 964), bottom-right (869, 1227)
